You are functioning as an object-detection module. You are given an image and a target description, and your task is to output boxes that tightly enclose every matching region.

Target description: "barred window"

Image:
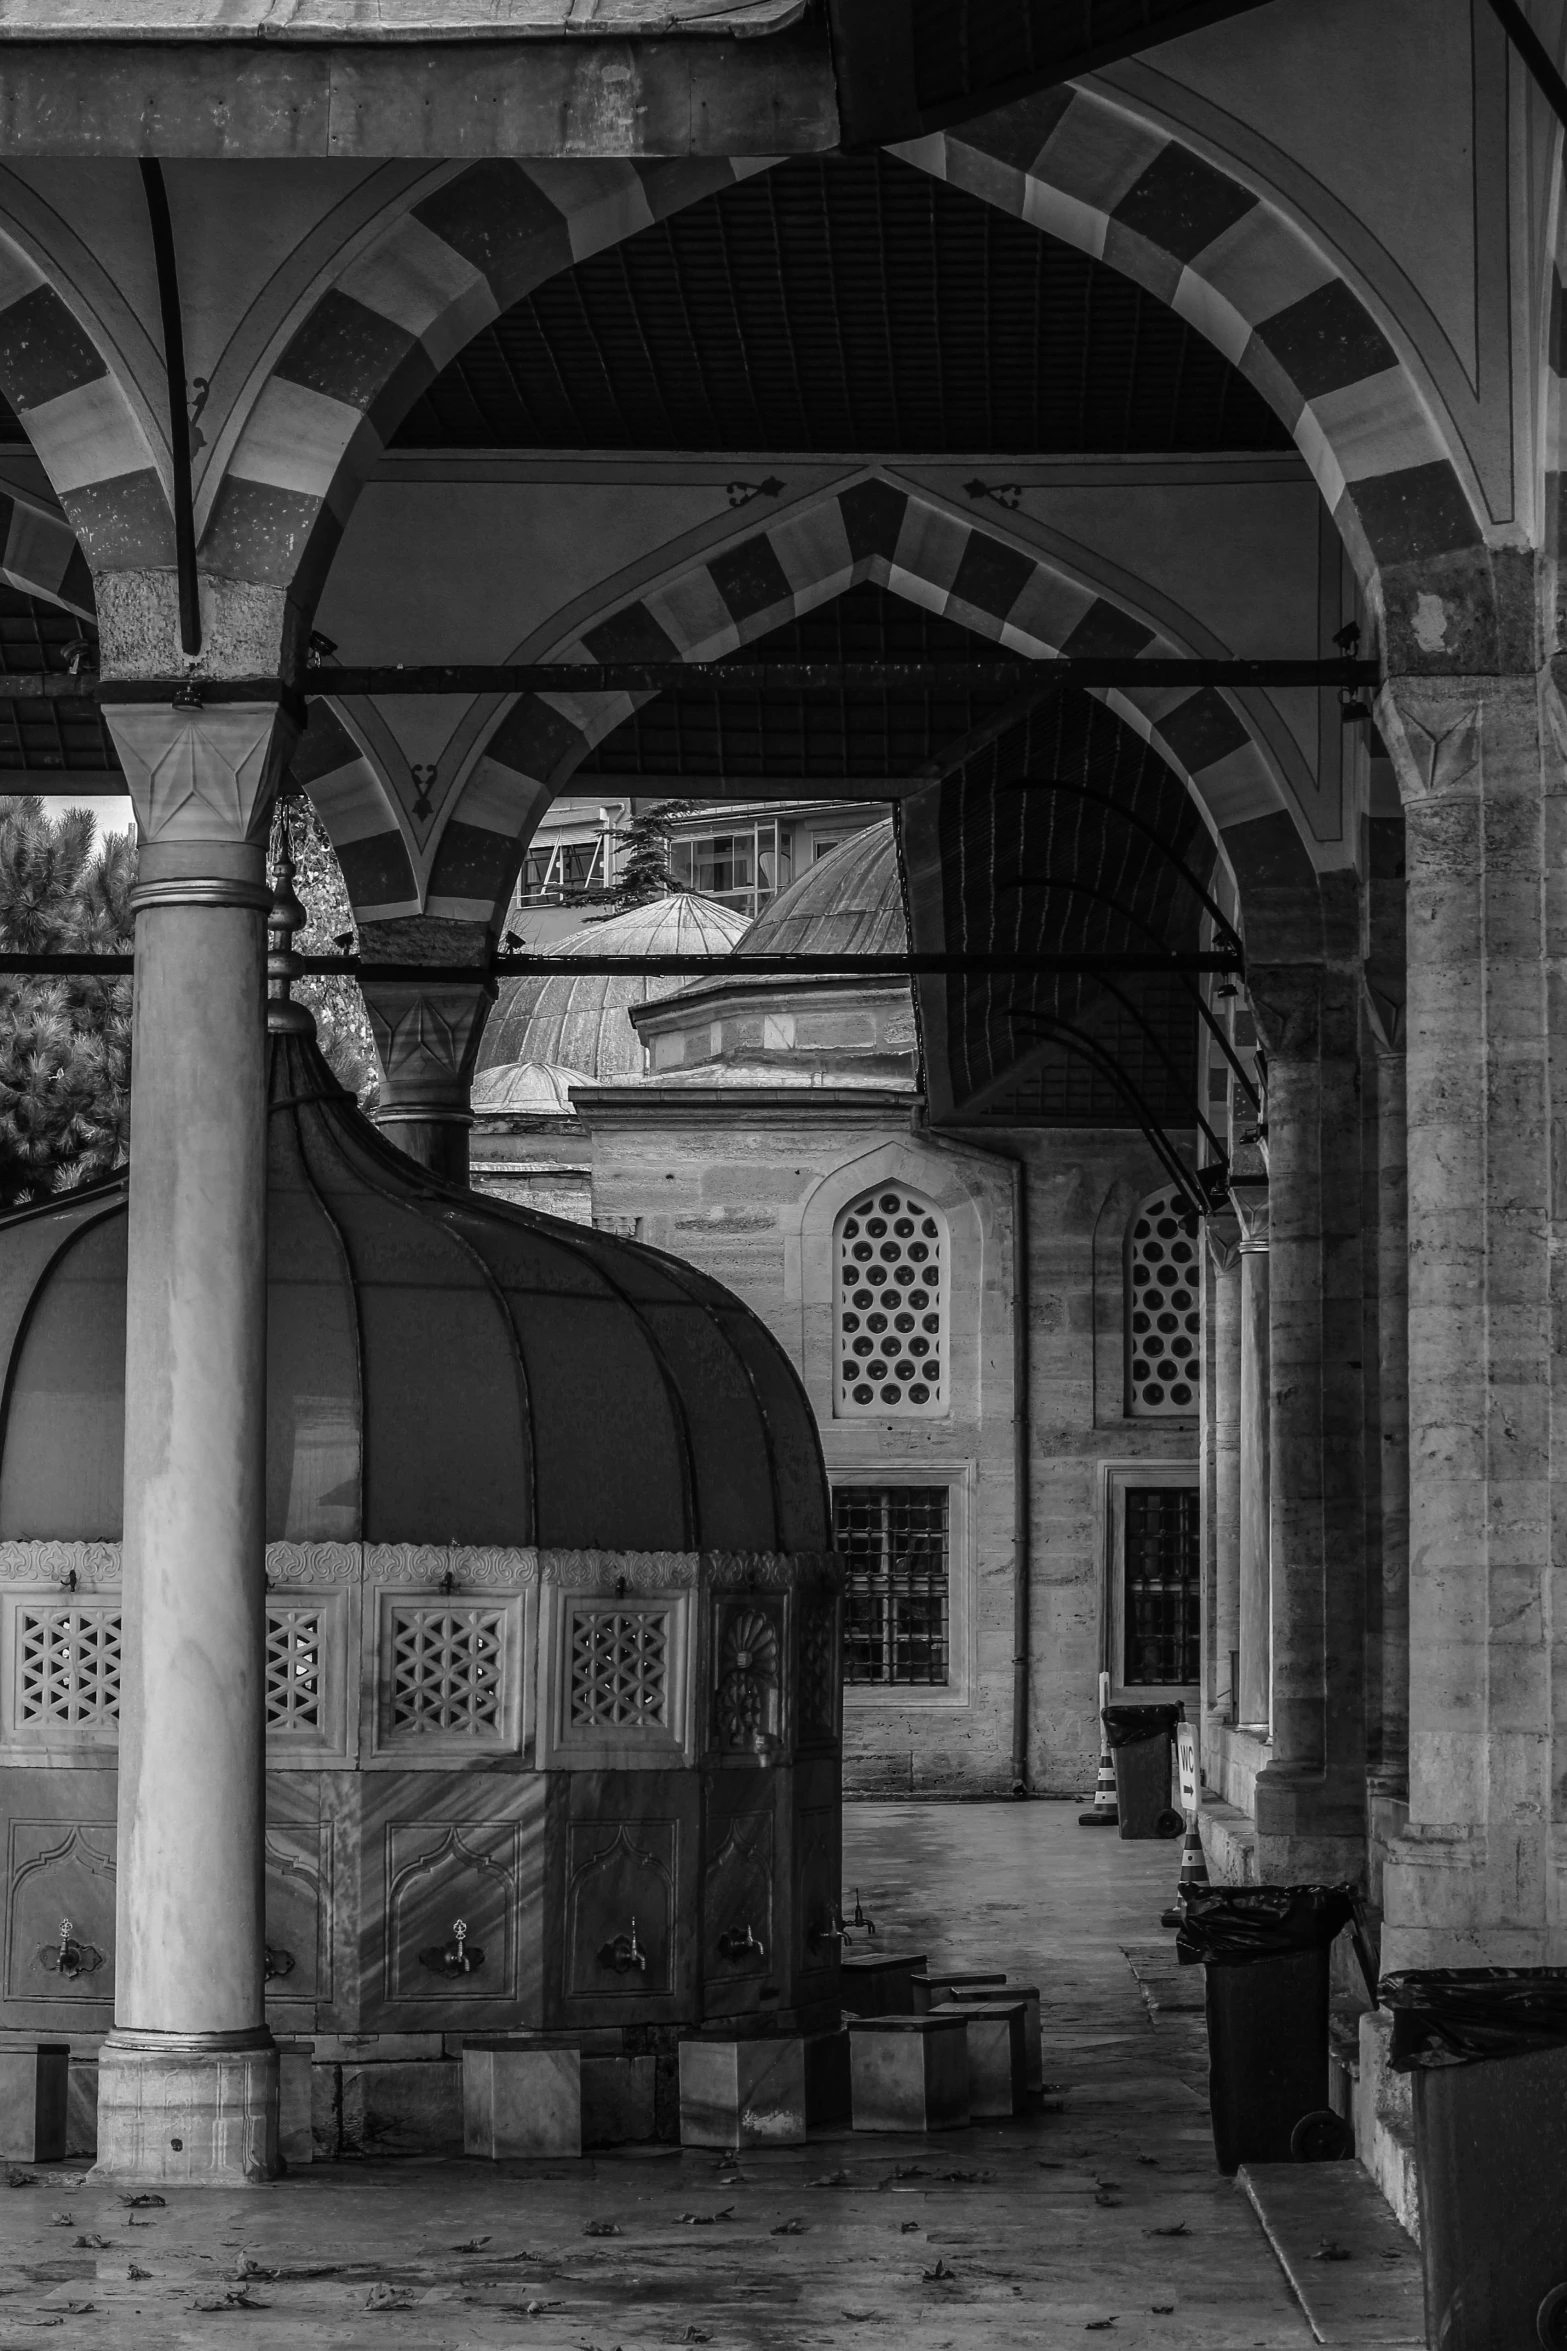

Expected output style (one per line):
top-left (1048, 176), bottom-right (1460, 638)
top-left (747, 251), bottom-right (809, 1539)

top-left (1124, 1487), bottom-right (1201, 1685)
top-left (1126, 1186), bottom-right (1200, 1415)
top-left (833, 1485), bottom-right (949, 1686)
top-left (835, 1187), bottom-right (946, 1416)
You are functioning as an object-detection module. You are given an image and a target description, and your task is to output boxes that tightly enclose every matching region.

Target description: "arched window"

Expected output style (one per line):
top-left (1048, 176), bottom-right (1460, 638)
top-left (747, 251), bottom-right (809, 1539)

top-left (835, 1185), bottom-right (947, 1416)
top-left (1126, 1187), bottom-right (1201, 1416)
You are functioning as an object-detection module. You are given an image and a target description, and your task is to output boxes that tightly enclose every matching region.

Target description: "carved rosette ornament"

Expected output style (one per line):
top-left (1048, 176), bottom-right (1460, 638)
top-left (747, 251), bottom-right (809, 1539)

top-left (714, 1601), bottom-right (783, 1750)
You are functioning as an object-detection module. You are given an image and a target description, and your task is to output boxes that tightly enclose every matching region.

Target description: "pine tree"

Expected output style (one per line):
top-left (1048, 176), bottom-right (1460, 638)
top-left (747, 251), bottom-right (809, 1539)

top-left (587, 798), bottom-right (693, 917)
top-left (278, 798), bottom-right (379, 1106)
top-left (0, 796), bottom-right (134, 1209)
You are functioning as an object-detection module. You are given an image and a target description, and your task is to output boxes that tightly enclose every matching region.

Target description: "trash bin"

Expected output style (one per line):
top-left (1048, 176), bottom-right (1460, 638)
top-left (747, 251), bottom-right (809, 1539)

top-left (1177, 1884), bottom-right (1356, 2174)
top-left (1381, 1969), bottom-right (1567, 2351)
top-left (1102, 1703), bottom-right (1183, 1840)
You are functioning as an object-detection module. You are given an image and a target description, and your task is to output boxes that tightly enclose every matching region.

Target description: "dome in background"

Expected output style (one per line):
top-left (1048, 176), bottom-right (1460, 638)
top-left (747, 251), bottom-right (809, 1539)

top-left (479, 892), bottom-right (748, 1083)
top-left (738, 819), bottom-right (905, 960)
top-left (471, 1060), bottom-right (591, 1115)
top-left (0, 1024), bottom-right (828, 1555)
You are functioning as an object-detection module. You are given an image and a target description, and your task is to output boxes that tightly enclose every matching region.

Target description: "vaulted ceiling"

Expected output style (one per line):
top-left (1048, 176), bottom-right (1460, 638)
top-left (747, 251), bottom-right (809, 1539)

top-left (395, 151), bottom-right (1289, 456)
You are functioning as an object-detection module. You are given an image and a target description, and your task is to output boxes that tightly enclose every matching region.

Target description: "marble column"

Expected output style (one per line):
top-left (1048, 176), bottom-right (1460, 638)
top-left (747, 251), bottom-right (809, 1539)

top-left (1366, 1033), bottom-right (1409, 1863)
top-left (361, 973), bottom-right (494, 1185)
top-left (1378, 671), bottom-right (1564, 1969)
top-left (1234, 1187), bottom-right (1271, 1734)
top-left (1207, 1219), bottom-right (1243, 1726)
top-left (94, 694), bottom-right (296, 2184)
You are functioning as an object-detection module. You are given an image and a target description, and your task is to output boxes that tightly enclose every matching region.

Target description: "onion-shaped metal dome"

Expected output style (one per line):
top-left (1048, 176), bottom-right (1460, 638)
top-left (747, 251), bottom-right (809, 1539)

top-left (479, 893), bottom-right (748, 1083)
top-left (471, 1060), bottom-right (590, 1115)
top-left (0, 1026), bottom-right (828, 1555)
top-left (738, 819), bottom-right (905, 960)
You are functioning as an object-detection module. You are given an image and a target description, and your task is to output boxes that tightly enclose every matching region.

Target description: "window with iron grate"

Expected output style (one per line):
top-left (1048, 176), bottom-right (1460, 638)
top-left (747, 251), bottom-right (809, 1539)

top-left (1123, 1487), bottom-right (1201, 1686)
top-left (835, 1188), bottom-right (946, 1415)
top-left (833, 1486), bottom-right (949, 1686)
top-left (390, 1607), bottom-right (504, 1735)
top-left (266, 1610), bottom-right (322, 1732)
top-left (17, 1605), bottom-right (121, 1726)
top-left (570, 1609), bottom-right (670, 1728)
top-left (1126, 1186), bottom-right (1201, 1415)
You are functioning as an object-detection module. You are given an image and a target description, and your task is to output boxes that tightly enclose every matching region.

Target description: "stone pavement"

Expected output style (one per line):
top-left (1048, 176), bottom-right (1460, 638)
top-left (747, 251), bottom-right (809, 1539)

top-left (0, 1802), bottom-right (1421, 2350)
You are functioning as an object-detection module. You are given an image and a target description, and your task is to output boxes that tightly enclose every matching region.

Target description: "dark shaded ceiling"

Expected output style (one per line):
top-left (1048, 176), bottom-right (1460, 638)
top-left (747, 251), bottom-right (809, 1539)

top-left (0, 590), bottom-right (117, 773)
top-left (931, 690), bottom-right (1209, 1129)
top-left (395, 151), bottom-right (1290, 455)
top-left (577, 581), bottom-right (1018, 784)
top-left (901, 0), bottom-right (1271, 121)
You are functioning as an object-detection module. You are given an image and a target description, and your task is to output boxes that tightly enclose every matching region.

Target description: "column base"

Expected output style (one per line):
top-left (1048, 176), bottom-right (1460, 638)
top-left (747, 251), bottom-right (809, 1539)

top-left (1252, 1763), bottom-right (1367, 1887)
top-left (90, 2029), bottom-right (279, 2186)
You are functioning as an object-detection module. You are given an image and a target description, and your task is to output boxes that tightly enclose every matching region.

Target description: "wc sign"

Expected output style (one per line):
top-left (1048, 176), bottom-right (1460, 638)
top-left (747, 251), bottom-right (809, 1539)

top-left (1176, 1721), bottom-right (1199, 1822)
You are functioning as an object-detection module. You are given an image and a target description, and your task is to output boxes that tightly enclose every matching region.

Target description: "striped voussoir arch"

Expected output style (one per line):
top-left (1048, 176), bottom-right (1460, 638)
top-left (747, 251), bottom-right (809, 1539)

top-left (291, 701), bottom-right (420, 921)
top-left (897, 88), bottom-right (1485, 619)
top-left (202, 157), bottom-right (772, 604)
top-left (413, 476), bottom-right (1293, 927)
top-left (0, 235), bottom-right (169, 579)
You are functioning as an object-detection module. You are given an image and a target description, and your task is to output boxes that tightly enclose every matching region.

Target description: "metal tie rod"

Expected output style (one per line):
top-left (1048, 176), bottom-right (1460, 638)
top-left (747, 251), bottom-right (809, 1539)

top-left (0, 950), bottom-right (1241, 979)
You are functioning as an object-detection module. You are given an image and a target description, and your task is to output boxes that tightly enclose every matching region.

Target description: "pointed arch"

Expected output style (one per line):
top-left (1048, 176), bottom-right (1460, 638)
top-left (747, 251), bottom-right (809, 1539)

top-left (199, 157), bottom-right (773, 609)
top-left (416, 474), bottom-right (1308, 929)
top-left (899, 90), bottom-right (1504, 668)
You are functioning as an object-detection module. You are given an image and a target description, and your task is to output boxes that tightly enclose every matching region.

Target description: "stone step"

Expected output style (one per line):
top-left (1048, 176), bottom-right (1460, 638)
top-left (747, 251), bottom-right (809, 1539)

top-left (1239, 2161), bottom-right (1425, 2346)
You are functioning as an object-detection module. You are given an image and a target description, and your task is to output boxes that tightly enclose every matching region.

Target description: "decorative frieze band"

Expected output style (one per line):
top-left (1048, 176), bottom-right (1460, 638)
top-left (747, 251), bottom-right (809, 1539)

top-left (0, 1541), bottom-right (121, 1585)
top-left (0, 1540), bottom-right (844, 1595)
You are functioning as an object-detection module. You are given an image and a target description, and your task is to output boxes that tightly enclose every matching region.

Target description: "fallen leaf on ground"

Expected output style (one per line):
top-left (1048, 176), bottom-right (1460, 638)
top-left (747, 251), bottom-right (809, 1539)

top-left (1135, 2155), bottom-right (1158, 2167)
top-left (1312, 2239), bottom-right (1353, 2263)
top-left (127, 2264), bottom-right (151, 2282)
top-left (809, 2171), bottom-right (854, 2188)
top-left (231, 2254), bottom-right (277, 2280)
top-left (583, 2221), bottom-right (622, 2238)
top-left (5, 2170), bottom-right (33, 2188)
top-left (899, 2222), bottom-right (919, 2234)
top-left (119, 2192), bottom-right (165, 2208)
top-left (1151, 2307), bottom-right (1175, 2315)
top-left (47, 2211), bottom-right (73, 2227)
top-left (888, 2165), bottom-right (926, 2180)
top-left (840, 2311), bottom-right (882, 2323)
top-left (73, 2234), bottom-right (109, 2249)
top-left (921, 2259), bottom-right (957, 2283)
top-left (453, 2235), bottom-right (491, 2252)
top-left (1147, 2223), bottom-right (1189, 2238)
top-left (365, 2282), bottom-right (418, 2309)
top-left (677, 2208), bottom-right (734, 2225)
top-left (41, 2301), bottom-right (92, 2316)
top-left (1093, 2191), bottom-right (1122, 2208)
top-left (1036, 2161), bottom-right (1066, 2171)
top-left (191, 2291), bottom-right (266, 2313)
top-left (1085, 2322), bottom-right (1118, 2334)
top-left (680, 2330), bottom-right (712, 2343)
top-left (770, 2219), bottom-right (807, 2235)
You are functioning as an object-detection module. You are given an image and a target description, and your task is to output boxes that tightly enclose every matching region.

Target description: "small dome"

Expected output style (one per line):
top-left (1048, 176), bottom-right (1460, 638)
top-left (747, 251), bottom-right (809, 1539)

top-left (471, 1060), bottom-right (591, 1115)
top-left (0, 1026), bottom-right (828, 1554)
top-left (739, 819), bottom-right (905, 960)
top-left (480, 893), bottom-right (748, 1081)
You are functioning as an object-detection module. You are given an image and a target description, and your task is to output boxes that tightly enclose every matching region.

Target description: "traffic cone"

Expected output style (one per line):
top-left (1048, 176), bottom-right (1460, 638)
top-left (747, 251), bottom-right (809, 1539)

top-left (1078, 1735), bottom-right (1119, 1828)
top-left (1160, 1822), bottom-right (1210, 1926)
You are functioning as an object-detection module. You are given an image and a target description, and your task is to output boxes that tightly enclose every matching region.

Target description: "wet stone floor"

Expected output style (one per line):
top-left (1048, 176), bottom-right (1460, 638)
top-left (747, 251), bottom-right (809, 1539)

top-left (0, 1804), bottom-right (1373, 2349)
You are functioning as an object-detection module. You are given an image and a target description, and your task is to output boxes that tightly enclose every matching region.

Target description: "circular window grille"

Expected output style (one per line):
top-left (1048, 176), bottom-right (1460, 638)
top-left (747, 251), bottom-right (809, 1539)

top-left (835, 1187), bottom-right (946, 1416)
top-left (1127, 1188), bottom-right (1201, 1415)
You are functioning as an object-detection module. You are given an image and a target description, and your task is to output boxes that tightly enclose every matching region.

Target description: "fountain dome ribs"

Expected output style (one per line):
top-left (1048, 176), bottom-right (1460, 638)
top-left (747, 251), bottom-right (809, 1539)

top-left (0, 1012), bottom-right (843, 2062)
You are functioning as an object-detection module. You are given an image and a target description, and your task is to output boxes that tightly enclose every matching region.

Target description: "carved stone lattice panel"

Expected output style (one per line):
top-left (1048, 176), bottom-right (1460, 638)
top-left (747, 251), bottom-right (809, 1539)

top-left (5, 1816), bottom-right (116, 2009)
top-left (711, 1598), bottom-right (784, 1754)
top-left (566, 1820), bottom-right (675, 2000)
top-left (570, 1610), bottom-right (670, 1729)
top-left (18, 1605), bottom-right (121, 1728)
top-left (266, 1611), bottom-right (322, 1733)
top-left (796, 1594), bottom-right (841, 1750)
top-left (389, 1608), bottom-right (505, 1736)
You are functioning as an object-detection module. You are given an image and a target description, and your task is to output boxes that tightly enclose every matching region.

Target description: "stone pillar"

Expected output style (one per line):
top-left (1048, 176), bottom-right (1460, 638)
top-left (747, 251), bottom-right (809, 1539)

top-left (1235, 1187), bottom-right (1271, 1734)
top-left (1378, 672), bottom-right (1564, 1969)
top-left (1207, 1219), bottom-right (1243, 1726)
top-left (361, 973), bottom-right (494, 1186)
top-left (94, 694), bottom-right (296, 2184)
top-left (1247, 963), bottom-right (1368, 1881)
top-left (1367, 1035), bottom-right (1409, 1864)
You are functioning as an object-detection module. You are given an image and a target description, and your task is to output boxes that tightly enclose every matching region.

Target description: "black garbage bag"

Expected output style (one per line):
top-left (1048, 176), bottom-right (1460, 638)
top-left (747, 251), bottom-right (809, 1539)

top-left (1102, 1702), bottom-right (1182, 1748)
top-left (1381, 1967), bottom-right (1567, 2070)
top-left (1176, 1883), bottom-right (1355, 1968)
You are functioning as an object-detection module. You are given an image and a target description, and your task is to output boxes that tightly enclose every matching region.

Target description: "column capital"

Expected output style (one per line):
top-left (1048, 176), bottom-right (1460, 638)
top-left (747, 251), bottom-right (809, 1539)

top-left (1230, 1180), bottom-right (1268, 1254)
top-left (103, 695), bottom-right (300, 914)
top-left (1375, 667), bottom-right (1559, 810)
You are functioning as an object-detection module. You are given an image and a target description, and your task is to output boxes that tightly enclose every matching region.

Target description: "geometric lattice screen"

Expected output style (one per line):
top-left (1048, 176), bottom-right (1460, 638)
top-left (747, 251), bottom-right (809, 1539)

top-left (569, 1609), bottom-right (670, 1728)
top-left (389, 1606), bottom-right (504, 1735)
top-left (17, 1605), bottom-right (122, 1725)
top-left (265, 1609), bottom-right (322, 1731)
top-left (835, 1187), bottom-right (946, 1415)
top-left (1126, 1186), bottom-right (1201, 1415)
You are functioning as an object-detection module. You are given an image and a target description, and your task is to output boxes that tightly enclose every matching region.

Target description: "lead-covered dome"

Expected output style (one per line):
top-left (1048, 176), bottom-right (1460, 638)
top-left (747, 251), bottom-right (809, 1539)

top-left (0, 1024), bottom-right (828, 1554)
top-left (739, 819), bottom-right (905, 960)
top-left (479, 892), bottom-right (748, 1085)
